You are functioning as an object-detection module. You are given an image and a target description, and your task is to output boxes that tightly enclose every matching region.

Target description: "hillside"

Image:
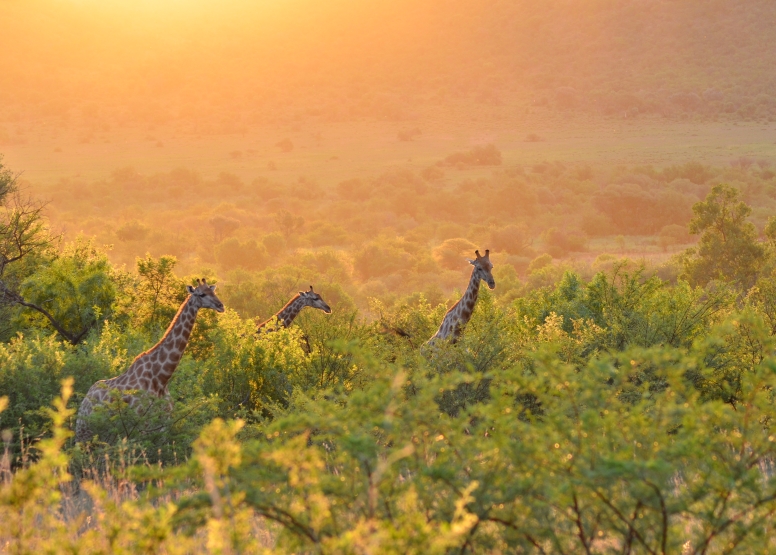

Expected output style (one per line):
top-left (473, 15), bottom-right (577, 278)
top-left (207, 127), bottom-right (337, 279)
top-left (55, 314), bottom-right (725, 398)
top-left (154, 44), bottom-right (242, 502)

top-left (1, 0), bottom-right (775, 144)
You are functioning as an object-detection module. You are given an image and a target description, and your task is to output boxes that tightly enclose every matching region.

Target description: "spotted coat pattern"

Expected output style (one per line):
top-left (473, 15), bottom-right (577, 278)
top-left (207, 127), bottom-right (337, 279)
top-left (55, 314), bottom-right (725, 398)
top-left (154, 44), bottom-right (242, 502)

top-left (427, 250), bottom-right (496, 345)
top-left (257, 285), bottom-right (332, 331)
top-left (75, 280), bottom-right (224, 443)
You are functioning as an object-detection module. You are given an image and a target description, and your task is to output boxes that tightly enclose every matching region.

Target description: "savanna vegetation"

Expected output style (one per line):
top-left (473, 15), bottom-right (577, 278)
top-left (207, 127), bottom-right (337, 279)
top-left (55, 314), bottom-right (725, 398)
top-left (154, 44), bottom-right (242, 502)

top-left (25, 153), bottom-right (776, 316)
top-left (4, 147), bottom-right (776, 552)
top-left (3, 0), bottom-right (776, 552)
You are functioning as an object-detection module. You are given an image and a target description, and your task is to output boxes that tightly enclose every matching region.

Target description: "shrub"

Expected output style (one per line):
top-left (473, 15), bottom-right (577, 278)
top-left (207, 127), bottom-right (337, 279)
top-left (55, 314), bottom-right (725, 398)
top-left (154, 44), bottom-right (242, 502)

top-left (115, 220), bottom-right (149, 242)
top-left (275, 138), bottom-right (294, 152)
top-left (208, 215), bottom-right (241, 242)
top-left (262, 232), bottom-right (286, 257)
top-left (432, 238), bottom-right (479, 271)
top-left (336, 178), bottom-right (371, 201)
top-left (397, 127), bottom-right (421, 141)
top-left (215, 238), bottom-right (268, 271)
top-left (420, 165), bottom-right (445, 182)
top-left (527, 253), bottom-right (552, 274)
top-left (439, 144), bottom-right (502, 167)
top-left (489, 224), bottom-right (532, 255)
top-left (354, 240), bottom-right (412, 280)
top-left (542, 227), bottom-right (586, 257)
top-left (18, 240), bottom-right (116, 341)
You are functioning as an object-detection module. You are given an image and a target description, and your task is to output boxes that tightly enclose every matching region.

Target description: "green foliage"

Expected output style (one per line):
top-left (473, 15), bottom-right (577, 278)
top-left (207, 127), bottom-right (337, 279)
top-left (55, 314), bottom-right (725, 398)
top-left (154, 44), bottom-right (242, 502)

top-left (0, 379), bottom-right (74, 553)
top-left (682, 183), bottom-right (765, 289)
top-left (0, 154), bottom-right (15, 203)
top-left (354, 239), bottom-right (412, 280)
top-left (527, 253), bottom-right (552, 274)
top-left (0, 325), bottom-right (126, 458)
top-left (24, 159), bottom-right (776, 314)
top-left (17, 239), bottom-right (115, 340)
top-left (168, 335), bottom-right (776, 553)
top-left (131, 254), bottom-right (186, 332)
top-left (199, 310), bottom-right (309, 421)
top-left (7, 180), bottom-right (776, 550)
top-left (6, 256), bottom-right (776, 551)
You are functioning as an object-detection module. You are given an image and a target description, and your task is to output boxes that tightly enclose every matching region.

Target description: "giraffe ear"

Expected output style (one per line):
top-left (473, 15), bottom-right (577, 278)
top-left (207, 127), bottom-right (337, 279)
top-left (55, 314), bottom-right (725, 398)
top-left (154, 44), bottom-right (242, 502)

top-left (468, 259), bottom-right (476, 266)
top-left (208, 285), bottom-right (217, 292)
top-left (186, 285), bottom-right (196, 294)
top-left (299, 291), bottom-right (307, 297)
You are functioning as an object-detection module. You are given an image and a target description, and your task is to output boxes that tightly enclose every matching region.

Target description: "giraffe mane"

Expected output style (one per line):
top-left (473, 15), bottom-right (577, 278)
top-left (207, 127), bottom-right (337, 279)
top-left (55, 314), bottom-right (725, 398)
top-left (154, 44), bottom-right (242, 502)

top-left (131, 295), bottom-right (193, 363)
top-left (257, 292), bottom-right (303, 328)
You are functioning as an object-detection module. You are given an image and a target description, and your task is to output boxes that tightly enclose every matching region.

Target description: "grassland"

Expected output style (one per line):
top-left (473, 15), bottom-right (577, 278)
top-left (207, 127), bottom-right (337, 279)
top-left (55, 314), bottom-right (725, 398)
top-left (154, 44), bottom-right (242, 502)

top-left (5, 114), bottom-right (776, 186)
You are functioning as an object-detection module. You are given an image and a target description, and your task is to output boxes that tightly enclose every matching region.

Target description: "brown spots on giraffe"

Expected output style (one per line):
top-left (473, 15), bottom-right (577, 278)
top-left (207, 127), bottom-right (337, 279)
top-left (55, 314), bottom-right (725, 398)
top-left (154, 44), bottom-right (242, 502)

top-left (427, 250), bottom-right (495, 344)
top-left (75, 282), bottom-right (223, 443)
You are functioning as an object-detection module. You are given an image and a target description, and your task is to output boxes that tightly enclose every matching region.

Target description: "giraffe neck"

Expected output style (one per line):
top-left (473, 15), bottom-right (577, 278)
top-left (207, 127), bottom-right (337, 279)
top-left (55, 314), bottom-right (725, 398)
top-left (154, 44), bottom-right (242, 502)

top-left (454, 268), bottom-right (482, 328)
top-left (259, 295), bottom-right (305, 329)
top-left (127, 296), bottom-right (199, 391)
top-left (430, 267), bottom-right (481, 342)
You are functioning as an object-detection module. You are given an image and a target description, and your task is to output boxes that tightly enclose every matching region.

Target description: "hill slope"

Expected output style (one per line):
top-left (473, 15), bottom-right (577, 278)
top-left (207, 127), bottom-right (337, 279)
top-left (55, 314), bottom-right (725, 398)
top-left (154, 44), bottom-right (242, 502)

top-left (1, 0), bottom-right (775, 137)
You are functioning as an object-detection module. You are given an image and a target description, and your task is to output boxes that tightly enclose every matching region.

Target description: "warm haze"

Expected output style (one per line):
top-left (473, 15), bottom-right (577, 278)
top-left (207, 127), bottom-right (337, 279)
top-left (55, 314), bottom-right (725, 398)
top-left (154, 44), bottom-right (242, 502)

top-left (2, 1), bottom-right (776, 553)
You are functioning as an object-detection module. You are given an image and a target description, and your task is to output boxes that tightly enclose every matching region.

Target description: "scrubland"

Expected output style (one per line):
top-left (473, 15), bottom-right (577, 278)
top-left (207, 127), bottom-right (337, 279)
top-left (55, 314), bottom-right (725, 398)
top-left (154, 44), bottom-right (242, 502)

top-left (3, 0), bottom-right (776, 552)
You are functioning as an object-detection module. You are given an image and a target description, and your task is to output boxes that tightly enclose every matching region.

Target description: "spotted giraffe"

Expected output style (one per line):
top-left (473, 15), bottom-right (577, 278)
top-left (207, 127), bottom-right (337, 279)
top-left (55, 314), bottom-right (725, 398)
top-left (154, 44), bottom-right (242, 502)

top-left (75, 279), bottom-right (224, 443)
top-left (427, 249), bottom-right (495, 345)
top-left (257, 285), bottom-right (332, 331)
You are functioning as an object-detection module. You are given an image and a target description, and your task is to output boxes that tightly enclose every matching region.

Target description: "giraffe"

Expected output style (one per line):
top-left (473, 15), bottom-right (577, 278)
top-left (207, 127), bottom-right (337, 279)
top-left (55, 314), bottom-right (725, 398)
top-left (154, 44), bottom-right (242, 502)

top-left (257, 285), bottom-right (332, 331)
top-left (75, 279), bottom-right (224, 443)
top-left (427, 249), bottom-right (495, 345)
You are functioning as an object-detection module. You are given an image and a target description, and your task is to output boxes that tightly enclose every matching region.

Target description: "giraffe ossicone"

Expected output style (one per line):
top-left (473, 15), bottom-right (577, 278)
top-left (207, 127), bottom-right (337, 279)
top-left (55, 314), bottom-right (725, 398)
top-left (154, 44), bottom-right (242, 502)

top-left (426, 249), bottom-right (495, 346)
top-left (258, 284), bottom-right (332, 331)
top-left (75, 278), bottom-right (224, 443)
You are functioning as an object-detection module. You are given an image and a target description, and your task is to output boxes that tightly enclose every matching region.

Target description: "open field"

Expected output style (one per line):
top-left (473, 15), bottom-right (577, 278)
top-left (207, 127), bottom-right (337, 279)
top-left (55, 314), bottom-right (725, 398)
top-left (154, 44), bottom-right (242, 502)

top-left (4, 115), bottom-right (776, 185)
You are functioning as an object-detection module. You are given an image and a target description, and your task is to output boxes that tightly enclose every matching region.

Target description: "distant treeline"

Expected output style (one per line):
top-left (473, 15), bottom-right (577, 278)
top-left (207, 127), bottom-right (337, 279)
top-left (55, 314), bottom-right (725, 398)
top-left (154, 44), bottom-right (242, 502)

top-left (24, 156), bottom-right (774, 314)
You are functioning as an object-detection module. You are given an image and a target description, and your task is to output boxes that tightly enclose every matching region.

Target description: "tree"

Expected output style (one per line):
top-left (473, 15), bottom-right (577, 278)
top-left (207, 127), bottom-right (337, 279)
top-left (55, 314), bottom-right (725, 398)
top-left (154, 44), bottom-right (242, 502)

top-left (134, 254), bottom-right (186, 331)
top-left (0, 158), bottom-right (89, 342)
top-left (18, 239), bottom-right (115, 343)
top-left (682, 183), bottom-right (765, 289)
top-left (0, 156), bottom-right (14, 202)
top-left (215, 238), bottom-right (268, 271)
top-left (208, 215), bottom-right (241, 243)
top-left (274, 210), bottom-right (304, 239)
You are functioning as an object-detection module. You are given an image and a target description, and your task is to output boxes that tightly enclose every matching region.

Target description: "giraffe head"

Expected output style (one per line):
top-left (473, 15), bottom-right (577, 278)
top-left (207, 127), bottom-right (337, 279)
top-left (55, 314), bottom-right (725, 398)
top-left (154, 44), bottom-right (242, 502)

top-left (186, 278), bottom-right (225, 312)
top-left (468, 249), bottom-right (496, 289)
top-left (299, 285), bottom-right (332, 314)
